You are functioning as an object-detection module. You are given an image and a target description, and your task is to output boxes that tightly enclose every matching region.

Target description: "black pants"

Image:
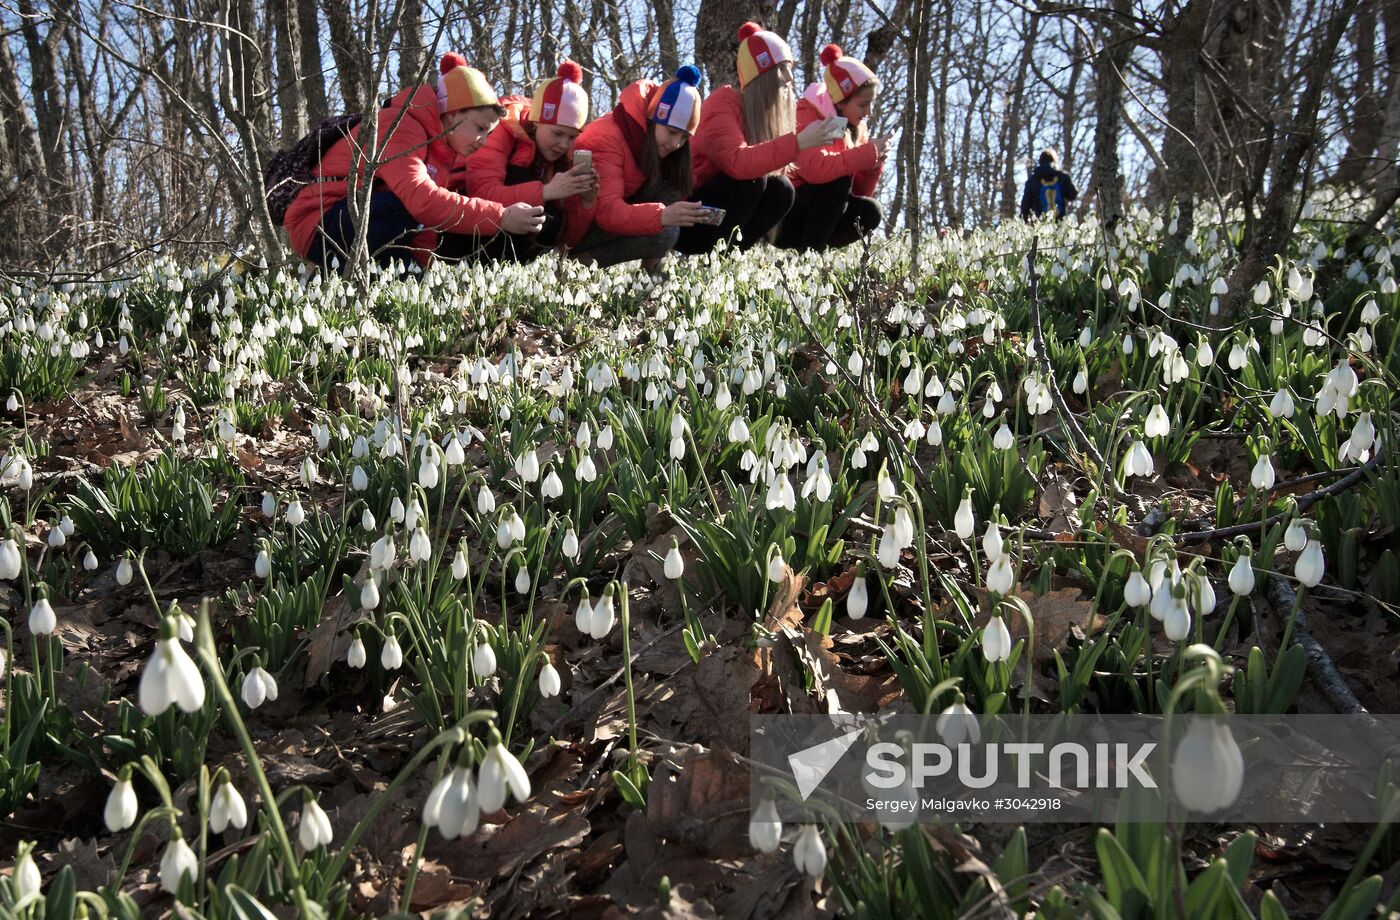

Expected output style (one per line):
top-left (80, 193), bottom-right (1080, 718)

top-left (571, 186), bottom-right (681, 269)
top-left (675, 173), bottom-right (795, 254)
top-left (775, 176), bottom-right (882, 251)
top-left (309, 189), bottom-right (428, 272)
top-left (437, 164), bottom-right (563, 264)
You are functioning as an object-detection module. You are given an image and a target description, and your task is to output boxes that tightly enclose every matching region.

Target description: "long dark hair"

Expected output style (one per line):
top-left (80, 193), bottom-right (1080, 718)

top-left (522, 120), bottom-right (559, 182)
top-left (640, 128), bottom-right (693, 198)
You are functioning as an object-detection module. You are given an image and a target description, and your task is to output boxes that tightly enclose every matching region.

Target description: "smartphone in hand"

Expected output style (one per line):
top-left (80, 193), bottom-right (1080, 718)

top-left (700, 206), bottom-right (727, 226)
top-left (824, 116), bottom-right (849, 138)
top-left (572, 149), bottom-right (593, 171)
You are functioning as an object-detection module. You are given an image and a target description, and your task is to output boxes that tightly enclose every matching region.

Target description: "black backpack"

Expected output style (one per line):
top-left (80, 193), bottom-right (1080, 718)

top-left (262, 114), bottom-right (363, 226)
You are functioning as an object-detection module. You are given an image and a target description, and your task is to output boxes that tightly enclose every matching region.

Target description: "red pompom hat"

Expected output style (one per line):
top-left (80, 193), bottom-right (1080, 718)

top-left (819, 43), bottom-right (876, 104)
top-left (735, 21), bottom-right (793, 90)
top-left (529, 61), bottom-right (589, 130)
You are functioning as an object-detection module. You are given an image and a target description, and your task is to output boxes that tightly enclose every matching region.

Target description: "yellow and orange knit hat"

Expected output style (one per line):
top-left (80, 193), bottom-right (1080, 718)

top-left (436, 52), bottom-right (498, 113)
top-left (529, 61), bottom-right (589, 130)
top-left (735, 21), bottom-right (793, 90)
top-left (819, 44), bottom-right (876, 104)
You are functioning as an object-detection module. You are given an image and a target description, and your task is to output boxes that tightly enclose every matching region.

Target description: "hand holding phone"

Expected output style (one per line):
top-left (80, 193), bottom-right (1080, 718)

top-left (824, 115), bottom-right (849, 139)
top-left (572, 149), bottom-right (592, 171)
top-left (700, 205), bottom-right (727, 226)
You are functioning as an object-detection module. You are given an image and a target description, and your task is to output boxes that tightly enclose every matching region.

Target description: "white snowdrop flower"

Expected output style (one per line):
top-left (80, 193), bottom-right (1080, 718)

top-left (444, 437), bottom-right (465, 466)
top-left (1163, 594), bottom-right (1191, 641)
top-left (1361, 300), bottom-right (1381, 324)
top-left (361, 508), bottom-right (376, 532)
top-left (794, 825), bottom-right (827, 878)
top-left (138, 626), bottom-right (205, 716)
top-left (1144, 404), bottom-right (1170, 438)
top-left (116, 556), bottom-right (133, 585)
top-left (26, 595), bottom-right (56, 635)
top-left (542, 470), bottom-right (564, 500)
top-left (575, 452), bottom-right (597, 482)
top-left (767, 551), bottom-right (786, 583)
top-left (1122, 334), bottom-right (1134, 355)
top-left (1228, 551), bottom-right (1255, 596)
top-left (982, 521), bottom-right (1003, 561)
top-left (514, 566), bottom-right (531, 594)
top-left (46, 526), bottom-right (65, 548)
top-left (847, 351), bottom-right (864, 375)
top-left (1295, 540), bottom-right (1324, 587)
top-left (388, 496), bottom-right (406, 524)
top-left (1228, 343), bottom-right (1247, 369)
top-left (845, 573), bottom-right (869, 620)
top-left (986, 553), bottom-right (1015, 595)
top-left (598, 425), bottom-right (614, 450)
top-left (993, 424), bottom-right (1014, 450)
top-left (1122, 440), bottom-right (1154, 479)
top-left (937, 700), bottom-right (981, 745)
top-left (664, 542), bottom-right (684, 580)
top-left (298, 798), bottom-right (334, 850)
top-left (477, 485), bottom-right (496, 516)
top-left (749, 798), bottom-right (782, 853)
top-left (104, 776), bottom-right (139, 832)
top-left (0, 539), bottom-right (21, 580)
top-left (1190, 570), bottom-right (1217, 617)
top-left (478, 741), bottom-right (532, 813)
top-left (285, 500), bottom-right (305, 527)
top-left (983, 614), bottom-right (1012, 662)
top-left (159, 836), bottom-right (197, 893)
top-left (241, 666), bottom-right (278, 709)
top-left (210, 781), bottom-right (249, 834)
top-left (925, 420), bottom-right (943, 446)
top-left (727, 416), bottom-right (750, 444)
top-left (539, 658), bottom-right (562, 698)
top-left (347, 636), bottom-right (367, 668)
top-left (472, 642), bottom-right (497, 678)
top-left (1172, 718), bottom-right (1243, 813)
top-left (1268, 388), bottom-right (1295, 418)
top-left (1250, 454), bottom-right (1275, 492)
top-left (423, 765), bottom-right (479, 841)
top-left (261, 491), bottom-right (277, 517)
top-left (409, 527), bottom-right (431, 563)
top-left (574, 594), bottom-right (595, 635)
top-left (417, 457), bottom-right (440, 489)
top-left (562, 528), bottom-right (580, 560)
top-left (82, 549), bottom-right (98, 571)
top-left (953, 490), bottom-right (975, 540)
top-left (381, 634), bottom-right (403, 670)
top-left (58, 515), bottom-right (74, 537)
top-left (450, 546), bottom-right (469, 579)
top-left (877, 468), bottom-right (897, 503)
top-left (300, 456), bottom-right (317, 486)
top-left (360, 577), bottom-right (380, 610)
top-left (515, 450), bottom-right (540, 482)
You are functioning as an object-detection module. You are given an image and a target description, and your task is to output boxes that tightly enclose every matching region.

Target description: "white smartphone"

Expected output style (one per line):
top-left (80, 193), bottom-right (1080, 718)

top-left (824, 115), bottom-right (849, 137)
top-left (572, 149), bottom-right (592, 171)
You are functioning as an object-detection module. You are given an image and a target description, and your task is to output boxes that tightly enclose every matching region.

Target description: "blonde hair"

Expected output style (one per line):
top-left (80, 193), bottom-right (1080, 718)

top-left (741, 62), bottom-right (796, 173)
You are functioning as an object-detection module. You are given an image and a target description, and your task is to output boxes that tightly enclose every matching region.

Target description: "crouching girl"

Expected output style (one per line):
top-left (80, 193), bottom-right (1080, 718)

top-left (776, 45), bottom-right (889, 252)
top-left (682, 22), bottom-right (844, 255)
top-left (461, 61), bottom-right (599, 262)
top-left (283, 53), bottom-right (545, 272)
top-left (567, 66), bottom-right (711, 269)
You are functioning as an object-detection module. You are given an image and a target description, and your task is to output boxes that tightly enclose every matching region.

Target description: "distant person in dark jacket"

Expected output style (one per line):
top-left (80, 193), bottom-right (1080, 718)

top-left (1019, 148), bottom-right (1077, 220)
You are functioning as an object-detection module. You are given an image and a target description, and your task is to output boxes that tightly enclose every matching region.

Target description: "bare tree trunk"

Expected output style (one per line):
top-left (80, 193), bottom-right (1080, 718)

top-left (999, 9), bottom-right (1038, 220)
top-left (1061, 25), bottom-right (1084, 173)
top-left (1161, 0), bottom-right (1211, 243)
top-left (864, 0), bottom-right (912, 73)
top-left (297, 0), bottom-right (329, 123)
top-left (397, 0), bottom-right (424, 88)
top-left (18, 0), bottom-right (72, 205)
top-left (322, 0), bottom-right (367, 112)
top-left (1089, 0), bottom-right (1132, 228)
top-left (270, 0), bottom-right (308, 142)
top-left (797, 0), bottom-right (820, 85)
top-left (696, 0), bottom-right (777, 88)
top-left (654, 0), bottom-right (680, 74)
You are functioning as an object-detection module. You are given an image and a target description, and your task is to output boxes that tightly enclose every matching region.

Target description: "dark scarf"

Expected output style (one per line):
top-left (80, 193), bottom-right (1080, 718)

top-left (612, 96), bottom-right (650, 166)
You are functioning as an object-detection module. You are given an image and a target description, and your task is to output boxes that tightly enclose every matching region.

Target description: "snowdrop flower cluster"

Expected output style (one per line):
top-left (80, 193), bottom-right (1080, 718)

top-left (423, 737), bottom-right (531, 841)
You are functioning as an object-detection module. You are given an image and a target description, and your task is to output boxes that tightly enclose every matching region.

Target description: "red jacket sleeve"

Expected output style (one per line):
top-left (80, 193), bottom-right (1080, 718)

top-left (373, 113), bottom-right (507, 236)
top-left (465, 127), bottom-right (545, 207)
top-left (794, 136), bottom-right (880, 188)
top-left (695, 97), bottom-right (801, 182)
top-left (852, 155), bottom-right (884, 198)
top-left (587, 133), bottom-right (664, 237)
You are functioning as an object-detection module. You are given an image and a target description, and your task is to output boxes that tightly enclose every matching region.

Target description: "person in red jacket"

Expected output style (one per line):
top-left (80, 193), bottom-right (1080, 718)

top-left (461, 61), bottom-right (599, 263)
top-left (682, 22), bottom-right (844, 255)
top-left (284, 52), bottom-right (546, 272)
top-left (567, 66), bottom-right (711, 269)
top-left (776, 45), bottom-right (892, 252)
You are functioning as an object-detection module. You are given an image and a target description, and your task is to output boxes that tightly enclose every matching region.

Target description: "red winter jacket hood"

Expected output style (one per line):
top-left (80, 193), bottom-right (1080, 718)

top-left (464, 96), bottom-right (590, 247)
top-left (790, 83), bottom-right (882, 197)
top-left (283, 84), bottom-right (506, 263)
top-left (569, 80), bottom-right (670, 238)
top-left (691, 84), bottom-right (800, 187)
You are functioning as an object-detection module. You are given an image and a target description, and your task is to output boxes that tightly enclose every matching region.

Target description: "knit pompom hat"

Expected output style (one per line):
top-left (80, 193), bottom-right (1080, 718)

top-left (819, 44), bottom-right (876, 104)
top-left (647, 65), bottom-right (703, 134)
top-left (437, 52), bottom-right (499, 114)
top-left (735, 21), bottom-right (793, 90)
top-left (530, 61), bottom-right (589, 130)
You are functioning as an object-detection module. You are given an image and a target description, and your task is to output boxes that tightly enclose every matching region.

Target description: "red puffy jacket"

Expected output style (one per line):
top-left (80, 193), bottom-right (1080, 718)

top-left (691, 85), bottom-right (800, 187)
top-left (283, 84), bottom-right (506, 264)
top-left (465, 97), bottom-right (591, 248)
top-left (567, 80), bottom-right (669, 238)
top-left (790, 84), bottom-right (882, 197)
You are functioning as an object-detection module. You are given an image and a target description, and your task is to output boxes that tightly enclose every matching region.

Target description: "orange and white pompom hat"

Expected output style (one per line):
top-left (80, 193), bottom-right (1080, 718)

top-left (436, 52), bottom-right (499, 113)
top-left (819, 44), bottom-right (876, 104)
top-left (529, 61), bottom-right (589, 130)
top-left (735, 21), bottom-right (793, 90)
